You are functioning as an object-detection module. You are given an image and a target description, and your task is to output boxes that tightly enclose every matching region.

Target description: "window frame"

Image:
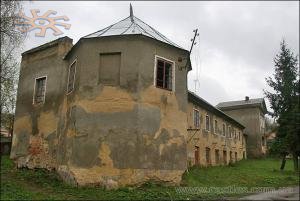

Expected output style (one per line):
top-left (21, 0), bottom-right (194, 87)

top-left (193, 108), bottom-right (200, 128)
top-left (205, 147), bottom-right (211, 164)
top-left (67, 59), bottom-right (77, 95)
top-left (154, 55), bottom-right (175, 92)
top-left (222, 123), bottom-right (226, 136)
top-left (33, 75), bottom-right (47, 105)
top-left (214, 119), bottom-right (218, 134)
top-left (205, 115), bottom-right (210, 131)
top-left (227, 125), bottom-right (231, 138)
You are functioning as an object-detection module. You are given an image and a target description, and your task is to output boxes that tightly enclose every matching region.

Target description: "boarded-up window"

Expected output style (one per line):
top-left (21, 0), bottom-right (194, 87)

top-left (34, 77), bottom-right (46, 104)
top-left (99, 53), bottom-right (121, 85)
top-left (155, 58), bottom-right (173, 91)
top-left (194, 109), bottom-right (200, 128)
top-left (67, 61), bottom-right (76, 93)
top-left (205, 115), bottom-right (210, 131)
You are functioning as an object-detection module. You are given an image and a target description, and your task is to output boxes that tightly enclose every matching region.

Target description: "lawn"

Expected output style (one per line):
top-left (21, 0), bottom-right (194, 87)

top-left (1, 156), bottom-right (299, 200)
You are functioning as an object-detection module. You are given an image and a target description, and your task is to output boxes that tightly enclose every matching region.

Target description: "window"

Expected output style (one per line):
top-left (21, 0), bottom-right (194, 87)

top-left (193, 109), bottom-right (200, 128)
top-left (222, 124), bottom-right (226, 136)
top-left (99, 52), bottom-right (121, 85)
top-left (238, 132), bottom-right (241, 140)
top-left (227, 126), bottom-right (231, 138)
top-left (223, 150), bottom-right (227, 164)
top-left (235, 152), bottom-right (238, 162)
top-left (67, 60), bottom-right (76, 94)
top-left (205, 147), bottom-right (211, 164)
top-left (155, 56), bottom-right (174, 91)
top-left (205, 115), bottom-right (210, 131)
top-left (215, 149), bottom-right (220, 164)
top-left (34, 76), bottom-right (46, 104)
top-left (214, 120), bottom-right (218, 134)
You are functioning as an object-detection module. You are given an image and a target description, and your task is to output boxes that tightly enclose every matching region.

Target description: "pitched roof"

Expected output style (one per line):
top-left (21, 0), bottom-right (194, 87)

top-left (83, 5), bottom-right (184, 50)
top-left (188, 91), bottom-right (245, 129)
top-left (216, 98), bottom-right (268, 114)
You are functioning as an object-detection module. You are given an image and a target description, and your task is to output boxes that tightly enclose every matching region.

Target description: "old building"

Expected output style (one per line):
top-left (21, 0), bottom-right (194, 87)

top-left (11, 6), bottom-right (247, 188)
top-left (216, 96), bottom-right (267, 158)
top-left (187, 92), bottom-right (246, 167)
top-left (11, 8), bottom-right (191, 188)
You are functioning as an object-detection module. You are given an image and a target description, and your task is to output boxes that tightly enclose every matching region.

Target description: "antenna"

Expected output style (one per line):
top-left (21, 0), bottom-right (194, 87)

top-left (130, 3), bottom-right (134, 22)
top-left (182, 29), bottom-right (199, 70)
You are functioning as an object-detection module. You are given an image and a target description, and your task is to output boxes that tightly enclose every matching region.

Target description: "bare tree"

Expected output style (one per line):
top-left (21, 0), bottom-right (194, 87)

top-left (1, 0), bottom-right (26, 133)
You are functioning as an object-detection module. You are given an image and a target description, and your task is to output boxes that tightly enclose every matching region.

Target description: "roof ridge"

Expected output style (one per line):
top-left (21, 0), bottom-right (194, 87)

top-left (82, 10), bottom-right (186, 50)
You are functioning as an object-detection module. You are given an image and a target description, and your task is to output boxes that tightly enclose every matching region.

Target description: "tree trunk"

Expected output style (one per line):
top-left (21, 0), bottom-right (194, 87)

top-left (280, 154), bottom-right (287, 170)
top-left (292, 153), bottom-right (299, 171)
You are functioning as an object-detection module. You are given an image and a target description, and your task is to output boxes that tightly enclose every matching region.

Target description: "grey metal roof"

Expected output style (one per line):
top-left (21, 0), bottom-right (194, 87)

top-left (83, 6), bottom-right (183, 50)
top-left (188, 91), bottom-right (245, 129)
top-left (216, 98), bottom-right (267, 114)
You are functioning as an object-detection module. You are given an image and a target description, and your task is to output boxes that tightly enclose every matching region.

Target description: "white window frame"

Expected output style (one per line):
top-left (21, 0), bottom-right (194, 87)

top-left (205, 115), bottom-right (210, 131)
top-left (193, 108), bottom-right (200, 128)
top-left (153, 55), bottom-right (175, 92)
top-left (67, 59), bottom-right (77, 95)
top-left (33, 75), bottom-right (47, 105)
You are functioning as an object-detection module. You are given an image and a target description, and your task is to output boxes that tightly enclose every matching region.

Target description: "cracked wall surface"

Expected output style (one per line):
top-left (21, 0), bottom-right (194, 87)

top-left (11, 36), bottom-right (190, 188)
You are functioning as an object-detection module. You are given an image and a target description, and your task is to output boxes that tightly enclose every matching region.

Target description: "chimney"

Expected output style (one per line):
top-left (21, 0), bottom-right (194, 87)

top-left (245, 96), bottom-right (249, 101)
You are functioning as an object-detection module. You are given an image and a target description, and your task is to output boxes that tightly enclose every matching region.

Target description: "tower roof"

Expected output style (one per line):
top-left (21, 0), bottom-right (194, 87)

top-left (83, 5), bottom-right (184, 50)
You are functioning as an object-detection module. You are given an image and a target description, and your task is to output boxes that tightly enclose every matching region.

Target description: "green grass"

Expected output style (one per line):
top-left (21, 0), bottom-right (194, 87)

top-left (1, 156), bottom-right (299, 200)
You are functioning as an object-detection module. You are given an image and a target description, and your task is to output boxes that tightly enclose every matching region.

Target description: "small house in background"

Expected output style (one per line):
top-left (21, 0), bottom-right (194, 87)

top-left (216, 96), bottom-right (268, 158)
top-left (11, 5), bottom-right (247, 188)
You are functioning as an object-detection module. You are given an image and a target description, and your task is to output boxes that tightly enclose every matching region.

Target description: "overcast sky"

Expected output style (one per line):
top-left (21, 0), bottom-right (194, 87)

top-left (21, 1), bottom-right (299, 109)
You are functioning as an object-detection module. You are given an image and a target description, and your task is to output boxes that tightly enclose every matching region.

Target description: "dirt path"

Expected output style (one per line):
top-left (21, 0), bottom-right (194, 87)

top-left (239, 186), bottom-right (299, 200)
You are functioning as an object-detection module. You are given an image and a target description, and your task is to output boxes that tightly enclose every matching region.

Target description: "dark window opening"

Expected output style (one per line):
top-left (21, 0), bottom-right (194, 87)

top-left (34, 77), bottom-right (46, 104)
top-left (205, 115), bottom-right (210, 131)
top-left (214, 120), bottom-right (218, 134)
top-left (222, 124), bottom-right (226, 136)
top-left (156, 58), bottom-right (173, 91)
top-left (215, 149), bottom-right (220, 164)
top-left (205, 147), bottom-right (211, 165)
top-left (223, 150), bottom-right (227, 164)
top-left (194, 109), bottom-right (200, 128)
